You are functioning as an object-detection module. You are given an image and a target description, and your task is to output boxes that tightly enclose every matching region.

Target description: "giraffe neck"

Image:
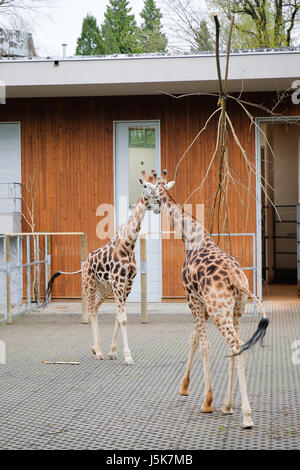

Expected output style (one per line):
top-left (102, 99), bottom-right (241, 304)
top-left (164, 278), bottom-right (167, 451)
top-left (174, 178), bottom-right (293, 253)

top-left (159, 187), bottom-right (207, 249)
top-left (118, 194), bottom-right (149, 252)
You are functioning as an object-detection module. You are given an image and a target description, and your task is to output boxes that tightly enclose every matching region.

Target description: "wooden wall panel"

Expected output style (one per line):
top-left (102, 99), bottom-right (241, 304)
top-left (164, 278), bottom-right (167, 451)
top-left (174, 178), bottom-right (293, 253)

top-left (1, 94), bottom-right (299, 298)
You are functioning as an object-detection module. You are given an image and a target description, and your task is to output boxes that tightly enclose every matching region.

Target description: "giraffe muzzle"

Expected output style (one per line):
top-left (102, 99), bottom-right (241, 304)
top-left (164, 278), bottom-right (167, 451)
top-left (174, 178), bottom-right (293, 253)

top-left (152, 201), bottom-right (161, 214)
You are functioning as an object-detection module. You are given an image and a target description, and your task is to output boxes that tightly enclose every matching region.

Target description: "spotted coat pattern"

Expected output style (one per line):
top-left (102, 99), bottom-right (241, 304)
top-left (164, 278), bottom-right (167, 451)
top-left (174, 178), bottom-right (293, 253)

top-left (153, 181), bottom-right (254, 428)
top-left (82, 193), bottom-right (150, 365)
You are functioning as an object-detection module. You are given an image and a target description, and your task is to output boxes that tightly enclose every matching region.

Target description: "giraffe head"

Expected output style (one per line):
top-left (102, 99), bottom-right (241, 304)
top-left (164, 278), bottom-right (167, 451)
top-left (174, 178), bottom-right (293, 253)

top-left (138, 169), bottom-right (175, 214)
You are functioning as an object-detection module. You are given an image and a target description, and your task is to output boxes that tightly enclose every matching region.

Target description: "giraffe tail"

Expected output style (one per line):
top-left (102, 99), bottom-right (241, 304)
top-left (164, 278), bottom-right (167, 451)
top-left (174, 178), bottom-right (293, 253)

top-left (43, 269), bottom-right (82, 308)
top-left (231, 282), bottom-right (269, 357)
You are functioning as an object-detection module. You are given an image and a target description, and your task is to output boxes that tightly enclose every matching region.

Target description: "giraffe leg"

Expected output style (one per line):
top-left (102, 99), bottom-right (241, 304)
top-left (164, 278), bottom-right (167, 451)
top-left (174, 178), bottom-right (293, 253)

top-left (179, 295), bottom-right (203, 396)
top-left (179, 329), bottom-right (199, 396)
top-left (209, 302), bottom-right (253, 428)
top-left (107, 317), bottom-right (119, 360)
top-left (107, 277), bottom-right (133, 359)
top-left (222, 293), bottom-right (246, 415)
top-left (117, 300), bottom-right (133, 365)
top-left (235, 353), bottom-right (253, 428)
top-left (222, 355), bottom-right (235, 415)
top-left (86, 285), bottom-right (104, 360)
top-left (90, 315), bottom-right (104, 360)
top-left (198, 322), bottom-right (213, 413)
top-left (180, 298), bottom-right (213, 411)
top-left (112, 283), bottom-right (133, 365)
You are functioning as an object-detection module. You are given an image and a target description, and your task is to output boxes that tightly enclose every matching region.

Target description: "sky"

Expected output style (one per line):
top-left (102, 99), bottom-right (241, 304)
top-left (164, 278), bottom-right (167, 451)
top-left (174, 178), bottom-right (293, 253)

top-left (28, 0), bottom-right (155, 57)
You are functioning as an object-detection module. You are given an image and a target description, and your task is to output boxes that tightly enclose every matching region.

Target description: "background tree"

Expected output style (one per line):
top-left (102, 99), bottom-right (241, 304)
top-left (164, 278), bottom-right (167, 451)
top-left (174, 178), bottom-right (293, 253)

top-left (138, 0), bottom-right (167, 52)
top-left (76, 14), bottom-right (104, 55)
top-left (0, 0), bottom-right (53, 31)
top-left (190, 19), bottom-right (214, 51)
top-left (213, 0), bottom-right (300, 48)
top-left (161, 0), bottom-right (300, 51)
top-left (101, 0), bottom-right (141, 54)
top-left (160, 0), bottom-right (217, 52)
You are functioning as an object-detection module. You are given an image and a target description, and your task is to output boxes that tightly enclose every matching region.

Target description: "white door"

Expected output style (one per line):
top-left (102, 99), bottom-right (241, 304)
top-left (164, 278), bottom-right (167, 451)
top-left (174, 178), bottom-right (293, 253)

top-left (114, 121), bottom-right (161, 302)
top-left (0, 123), bottom-right (21, 214)
top-left (0, 122), bottom-right (22, 306)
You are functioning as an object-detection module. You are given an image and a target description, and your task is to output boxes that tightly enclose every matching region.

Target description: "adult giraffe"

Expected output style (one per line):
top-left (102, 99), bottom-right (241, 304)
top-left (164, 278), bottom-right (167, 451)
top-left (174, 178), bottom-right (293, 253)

top-left (141, 170), bottom-right (269, 428)
top-left (44, 171), bottom-right (156, 365)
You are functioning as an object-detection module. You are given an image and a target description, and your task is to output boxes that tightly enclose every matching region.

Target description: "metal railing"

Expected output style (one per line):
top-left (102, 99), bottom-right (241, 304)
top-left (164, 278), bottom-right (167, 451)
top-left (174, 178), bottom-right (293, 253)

top-left (0, 233), bottom-right (49, 323)
top-left (0, 232), bottom-right (88, 324)
top-left (0, 182), bottom-right (22, 214)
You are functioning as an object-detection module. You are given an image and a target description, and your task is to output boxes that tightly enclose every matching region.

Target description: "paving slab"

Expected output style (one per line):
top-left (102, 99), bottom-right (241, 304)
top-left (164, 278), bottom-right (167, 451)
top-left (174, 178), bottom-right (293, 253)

top-left (0, 302), bottom-right (299, 450)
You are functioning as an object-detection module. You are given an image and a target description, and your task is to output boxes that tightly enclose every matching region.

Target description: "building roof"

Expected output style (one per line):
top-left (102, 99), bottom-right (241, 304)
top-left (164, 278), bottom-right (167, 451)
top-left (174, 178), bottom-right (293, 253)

top-left (0, 49), bottom-right (299, 98)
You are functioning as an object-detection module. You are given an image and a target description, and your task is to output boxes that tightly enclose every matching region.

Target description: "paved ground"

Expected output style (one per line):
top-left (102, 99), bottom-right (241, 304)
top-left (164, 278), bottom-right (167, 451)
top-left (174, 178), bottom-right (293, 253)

top-left (0, 301), bottom-right (299, 450)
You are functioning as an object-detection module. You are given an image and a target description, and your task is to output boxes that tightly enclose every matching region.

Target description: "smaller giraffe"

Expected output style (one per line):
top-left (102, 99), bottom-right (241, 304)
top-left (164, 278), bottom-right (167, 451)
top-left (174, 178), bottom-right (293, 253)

top-left (141, 170), bottom-right (269, 428)
top-left (44, 171), bottom-right (156, 365)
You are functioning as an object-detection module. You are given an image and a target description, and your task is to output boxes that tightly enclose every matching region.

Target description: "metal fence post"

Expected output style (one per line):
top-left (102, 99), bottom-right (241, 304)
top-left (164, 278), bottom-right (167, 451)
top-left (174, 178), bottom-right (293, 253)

top-left (36, 235), bottom-right (40, 304)
top-left (140, 234), bottom-right (147, 324)
top-left (6, 236), bottom-right (12, 325)
top-left (17, 235), bottom-right (22, 306)
top-left (26, 234), bottom-right (31, 311)
top-left (45, 234), bottom-right (51, 302)
top-left (81, 234), bottom-right (88, 324)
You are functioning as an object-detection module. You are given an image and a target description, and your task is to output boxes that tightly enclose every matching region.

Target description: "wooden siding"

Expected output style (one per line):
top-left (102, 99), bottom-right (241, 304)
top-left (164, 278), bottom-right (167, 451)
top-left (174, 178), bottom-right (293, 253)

top-left (1, 94), bottom-right (299, 298)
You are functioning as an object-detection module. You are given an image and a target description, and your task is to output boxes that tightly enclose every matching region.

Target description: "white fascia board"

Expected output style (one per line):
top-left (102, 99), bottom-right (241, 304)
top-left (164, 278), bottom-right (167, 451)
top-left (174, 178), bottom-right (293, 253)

top-left (0, 52), bottom-right (299, 97)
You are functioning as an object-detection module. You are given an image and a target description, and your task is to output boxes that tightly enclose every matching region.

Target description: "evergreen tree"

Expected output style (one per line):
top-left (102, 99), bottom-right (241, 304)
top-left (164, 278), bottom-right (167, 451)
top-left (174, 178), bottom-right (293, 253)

top-left (76, 14), bottom-right (104, 55)
top-left (101, 0), bottom-right (141, 54)
top-left (191, 19), bottom-right (214, 52)
top-left (139, 0), bottom-right (167, 52)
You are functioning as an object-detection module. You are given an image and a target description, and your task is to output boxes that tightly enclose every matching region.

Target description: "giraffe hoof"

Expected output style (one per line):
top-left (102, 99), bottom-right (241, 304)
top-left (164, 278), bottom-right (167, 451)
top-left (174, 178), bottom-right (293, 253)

top-left (222, 406), bottom-right (233, 415)
top-left (124, 357), bottom-right (134, 366)
top-left (91, 347), bottom-right (104, 360)
top-left (242, 418), bottom-right (254, 429)
top-left (107, 352), bottom-right (118, 360)
top-left (179, 388), bottom-right (189, 396)
top-left (201, 406), bottom-right (214, 413)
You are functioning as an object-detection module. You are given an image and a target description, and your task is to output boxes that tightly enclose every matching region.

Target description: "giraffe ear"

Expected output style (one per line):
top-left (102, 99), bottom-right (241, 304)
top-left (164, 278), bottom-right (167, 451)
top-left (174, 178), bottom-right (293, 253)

top-left (166, 181), bottom-right (175, 190)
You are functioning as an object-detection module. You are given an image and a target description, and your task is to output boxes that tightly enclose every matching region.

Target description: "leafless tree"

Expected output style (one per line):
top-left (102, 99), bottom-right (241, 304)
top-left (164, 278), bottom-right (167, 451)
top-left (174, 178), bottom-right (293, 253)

top-left (159, 0), bottom-right (233, 51)
top-left (160, 0), bottom-right (300, 51)
top-left (0, 0), bottom-right (54, 32)
top-left (20, 170), bottom-right (40, 303)
top-left (159, 0), bottom-right (218, 51)
top-left (160, 13), bottom-right (300, 257)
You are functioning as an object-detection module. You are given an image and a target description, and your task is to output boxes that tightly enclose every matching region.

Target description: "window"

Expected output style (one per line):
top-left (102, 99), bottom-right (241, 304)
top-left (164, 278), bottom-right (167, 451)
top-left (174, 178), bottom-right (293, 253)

top-left (129, 128), bottom-right (155, 148)
top-left (128, 127), bottom-right (156, 208)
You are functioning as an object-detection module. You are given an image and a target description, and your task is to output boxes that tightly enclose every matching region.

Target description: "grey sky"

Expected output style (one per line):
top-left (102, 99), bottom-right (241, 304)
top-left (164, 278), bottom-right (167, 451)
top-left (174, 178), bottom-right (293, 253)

top-left (33, 0), bottom-right (149, 56)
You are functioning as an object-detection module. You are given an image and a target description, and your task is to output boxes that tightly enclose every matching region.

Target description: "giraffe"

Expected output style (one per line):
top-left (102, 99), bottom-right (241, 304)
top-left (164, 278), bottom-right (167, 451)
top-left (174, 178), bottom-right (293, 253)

top-left (44, 171), bottom-right (156, 365)
top-left (141, 170), bottom-right (269, 428)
